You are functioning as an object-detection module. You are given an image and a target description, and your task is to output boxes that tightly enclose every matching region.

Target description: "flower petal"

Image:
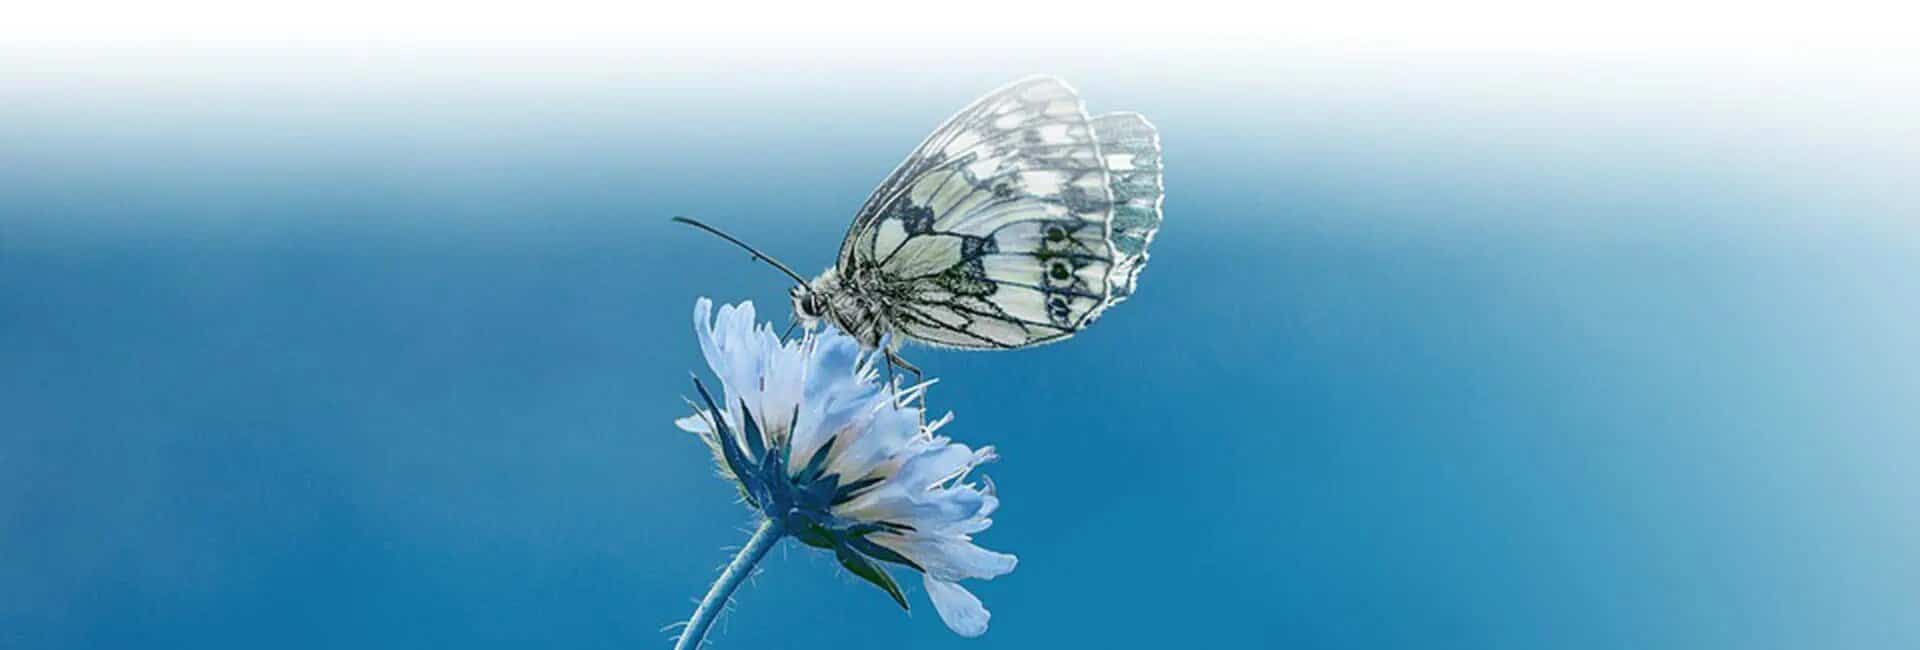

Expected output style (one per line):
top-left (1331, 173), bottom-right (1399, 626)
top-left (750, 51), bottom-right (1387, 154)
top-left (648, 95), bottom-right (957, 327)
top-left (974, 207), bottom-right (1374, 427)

top-left (836, 480), bottom-right (991, 532)
top-left (923, 575), bottom-right (991, 637)
top-left (674, 413), bottom-right (711, 434)
top-left (893, 444), bottom-right (978, 491)
top-left (822, 401), bottom-right (924, 482)
top-left (835, 443), bottom-right (997, 530)
top-left (788, 335), bottom-right (880, 465)
top-left (886, 536), bottom-right (1017, 582)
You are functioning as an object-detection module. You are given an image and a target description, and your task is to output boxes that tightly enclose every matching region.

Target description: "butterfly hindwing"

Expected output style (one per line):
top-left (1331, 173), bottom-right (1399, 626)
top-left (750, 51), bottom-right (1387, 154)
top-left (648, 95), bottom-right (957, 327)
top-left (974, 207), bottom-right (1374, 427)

top-left (841, 77), bottom-right (1125, 349)
top-left (1089, 112), bottom-right (1163, 305)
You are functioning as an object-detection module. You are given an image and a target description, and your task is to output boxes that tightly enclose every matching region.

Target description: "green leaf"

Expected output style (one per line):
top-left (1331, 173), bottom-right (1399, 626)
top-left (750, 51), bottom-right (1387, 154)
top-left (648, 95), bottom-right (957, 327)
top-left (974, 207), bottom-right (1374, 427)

top-left (737, 399), bottom-right (767, 462)
top-left (831, 475), bottom-right (886, 505)
top-left (782, 406), bottom-right (801, 468)
top-left (793, 521), bottom-right (838, 550)
top-left (836, 546), bottom-right (909, 611)
top-left (799, 434), bottom-right (838, 482)
top-left (848, 536), bottom-right (923, 572)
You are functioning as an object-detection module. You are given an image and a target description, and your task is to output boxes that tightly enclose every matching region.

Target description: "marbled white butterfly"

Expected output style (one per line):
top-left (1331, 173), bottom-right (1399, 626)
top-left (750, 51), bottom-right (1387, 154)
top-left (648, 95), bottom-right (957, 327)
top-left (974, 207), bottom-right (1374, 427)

top-left (676, 76), bottom-right (1163, 376)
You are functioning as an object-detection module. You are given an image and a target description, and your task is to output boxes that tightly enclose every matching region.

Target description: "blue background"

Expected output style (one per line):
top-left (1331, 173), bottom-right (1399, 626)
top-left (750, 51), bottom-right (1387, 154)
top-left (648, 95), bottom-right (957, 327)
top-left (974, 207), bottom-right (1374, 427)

top-left (3, 50), bottom-right (1917, 648)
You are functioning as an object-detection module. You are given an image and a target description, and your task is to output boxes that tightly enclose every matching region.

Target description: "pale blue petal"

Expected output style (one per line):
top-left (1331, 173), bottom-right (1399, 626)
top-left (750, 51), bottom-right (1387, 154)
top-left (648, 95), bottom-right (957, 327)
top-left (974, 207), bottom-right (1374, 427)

top-left (788, 332), bottom-right (880, 464)
top-left (837, 479), bottom-right (991, 531)
top-left (894, 444), bottom-right (974, 490)
top-left (823, 402), bottom-right (924, 480)
top-left (886, 536), bottom-right (1017, 582)
top-left (924, 576), bottom-right (990, 638)
top-left (674, 413), bottom-right (711, 434)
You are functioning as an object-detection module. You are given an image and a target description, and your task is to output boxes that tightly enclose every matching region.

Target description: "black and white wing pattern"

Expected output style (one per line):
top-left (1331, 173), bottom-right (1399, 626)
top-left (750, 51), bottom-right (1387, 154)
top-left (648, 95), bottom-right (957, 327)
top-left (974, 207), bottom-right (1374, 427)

top-left (836, 77), bottom-right (1164, 349)
top-left (1089, 112), bottom-right (1163, 303)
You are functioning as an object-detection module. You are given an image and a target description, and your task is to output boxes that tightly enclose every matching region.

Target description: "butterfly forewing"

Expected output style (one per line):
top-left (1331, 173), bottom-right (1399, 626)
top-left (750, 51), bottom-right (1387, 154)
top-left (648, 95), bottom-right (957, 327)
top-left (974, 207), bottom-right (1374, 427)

top-left (839, 77), bottom-right (1131, 349)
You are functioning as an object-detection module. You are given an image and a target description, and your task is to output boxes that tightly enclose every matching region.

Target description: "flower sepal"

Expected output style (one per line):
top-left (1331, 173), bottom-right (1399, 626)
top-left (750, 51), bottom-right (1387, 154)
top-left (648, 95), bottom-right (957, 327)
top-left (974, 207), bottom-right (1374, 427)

top-left (689, 377), bottom-right (772, 510)
top-left (790, 510), bottom-right (920, 610)
top-left (835, 543), bottom-right (911, 611)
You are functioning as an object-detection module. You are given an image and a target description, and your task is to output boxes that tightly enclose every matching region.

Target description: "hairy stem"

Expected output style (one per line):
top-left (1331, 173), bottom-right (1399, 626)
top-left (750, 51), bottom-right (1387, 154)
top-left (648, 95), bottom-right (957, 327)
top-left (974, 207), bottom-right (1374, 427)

top-left (674, 518), bottom-right (783, 650)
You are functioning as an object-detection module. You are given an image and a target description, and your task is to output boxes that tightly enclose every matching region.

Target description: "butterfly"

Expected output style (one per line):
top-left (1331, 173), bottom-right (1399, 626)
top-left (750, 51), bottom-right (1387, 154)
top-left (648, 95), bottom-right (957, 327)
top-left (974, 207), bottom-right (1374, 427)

top-left (675, 76), bottom-right (1163, 377)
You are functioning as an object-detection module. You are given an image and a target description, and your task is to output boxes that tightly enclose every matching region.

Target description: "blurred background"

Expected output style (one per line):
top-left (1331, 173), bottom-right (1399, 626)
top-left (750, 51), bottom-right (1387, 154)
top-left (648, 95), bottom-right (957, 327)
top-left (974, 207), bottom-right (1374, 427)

top-left (3, 5), bottom-right (1918, 648)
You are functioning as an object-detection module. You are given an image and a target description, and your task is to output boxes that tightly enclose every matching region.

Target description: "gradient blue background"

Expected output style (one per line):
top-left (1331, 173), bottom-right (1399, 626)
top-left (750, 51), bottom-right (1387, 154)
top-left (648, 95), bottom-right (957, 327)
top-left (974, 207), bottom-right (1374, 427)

top-left (3, 49), bottom-right (1917, 649)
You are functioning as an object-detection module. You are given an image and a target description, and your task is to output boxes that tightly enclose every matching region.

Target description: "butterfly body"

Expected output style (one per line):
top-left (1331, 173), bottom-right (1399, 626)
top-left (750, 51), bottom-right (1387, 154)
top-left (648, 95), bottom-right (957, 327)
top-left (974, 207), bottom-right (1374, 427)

top-left (688, 76), bottom-right (1163, 357)
top-left (793, 267), bottom-right (896, 350)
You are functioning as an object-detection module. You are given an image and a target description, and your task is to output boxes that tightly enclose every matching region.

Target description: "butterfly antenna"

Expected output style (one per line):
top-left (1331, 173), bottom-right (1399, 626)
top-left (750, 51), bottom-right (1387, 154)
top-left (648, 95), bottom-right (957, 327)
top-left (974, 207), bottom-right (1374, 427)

top-left (670, 217), bottom-right (811, 286)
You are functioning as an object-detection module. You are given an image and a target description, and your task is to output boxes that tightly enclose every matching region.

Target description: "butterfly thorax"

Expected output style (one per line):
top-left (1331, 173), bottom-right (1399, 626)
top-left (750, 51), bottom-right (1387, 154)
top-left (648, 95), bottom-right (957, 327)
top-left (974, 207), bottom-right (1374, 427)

top-left (805, 266), bottom-right (901, 351)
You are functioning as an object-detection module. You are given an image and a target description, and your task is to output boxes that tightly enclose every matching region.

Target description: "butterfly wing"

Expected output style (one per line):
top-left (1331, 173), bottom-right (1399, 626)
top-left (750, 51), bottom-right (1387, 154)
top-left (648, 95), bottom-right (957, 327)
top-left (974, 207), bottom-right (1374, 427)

top-left (1089, 112), bottom-right (1163, 305)
top-left (838, 77), bottom-right (1162, 349)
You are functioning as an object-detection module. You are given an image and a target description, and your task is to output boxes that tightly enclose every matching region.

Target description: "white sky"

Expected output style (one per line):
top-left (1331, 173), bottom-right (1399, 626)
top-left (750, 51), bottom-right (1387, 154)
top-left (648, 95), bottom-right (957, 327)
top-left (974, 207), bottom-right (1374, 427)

top-left (5, 0), bottom-right (1916, 52)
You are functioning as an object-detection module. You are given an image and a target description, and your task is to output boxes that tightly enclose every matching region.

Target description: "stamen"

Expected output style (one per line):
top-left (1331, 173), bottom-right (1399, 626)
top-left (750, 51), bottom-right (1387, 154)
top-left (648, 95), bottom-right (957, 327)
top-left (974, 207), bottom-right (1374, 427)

top-left (892, 378), bottom-right (941, 408)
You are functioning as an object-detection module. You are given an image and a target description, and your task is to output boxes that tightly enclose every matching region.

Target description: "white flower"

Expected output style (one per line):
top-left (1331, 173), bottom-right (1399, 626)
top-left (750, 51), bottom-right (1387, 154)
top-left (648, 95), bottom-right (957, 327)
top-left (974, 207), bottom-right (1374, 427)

top-left (676, 298), bottom-right (1017, 637)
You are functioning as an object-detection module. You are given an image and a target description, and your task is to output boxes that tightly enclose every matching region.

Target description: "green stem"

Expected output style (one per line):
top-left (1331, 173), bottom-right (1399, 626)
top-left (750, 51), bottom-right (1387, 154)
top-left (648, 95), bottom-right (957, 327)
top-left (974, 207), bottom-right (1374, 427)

top-left (674, 518), bottom-right (783, 650)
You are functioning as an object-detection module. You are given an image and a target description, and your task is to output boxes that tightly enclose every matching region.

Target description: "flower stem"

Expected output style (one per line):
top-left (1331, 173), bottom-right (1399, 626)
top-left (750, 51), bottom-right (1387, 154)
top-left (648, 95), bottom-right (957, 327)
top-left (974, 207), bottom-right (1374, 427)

top-left (674, 518), bottom-right (783, 650)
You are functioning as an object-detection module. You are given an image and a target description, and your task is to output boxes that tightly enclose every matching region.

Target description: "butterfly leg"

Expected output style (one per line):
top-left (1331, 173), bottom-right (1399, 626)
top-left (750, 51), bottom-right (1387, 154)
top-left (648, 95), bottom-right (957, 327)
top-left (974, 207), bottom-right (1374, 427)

top-left (884, 349), bottom-right (927, 409)
top-left (885, 349), bottom-right (922, 384)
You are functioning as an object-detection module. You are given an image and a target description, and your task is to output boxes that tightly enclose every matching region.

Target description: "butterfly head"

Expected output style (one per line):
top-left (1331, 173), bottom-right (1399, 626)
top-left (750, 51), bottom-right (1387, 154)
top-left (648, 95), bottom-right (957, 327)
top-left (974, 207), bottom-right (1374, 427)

top-left (789, 285), bottom-right (829, 325)
top-left (669, 216), bottom-right (833, 325)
